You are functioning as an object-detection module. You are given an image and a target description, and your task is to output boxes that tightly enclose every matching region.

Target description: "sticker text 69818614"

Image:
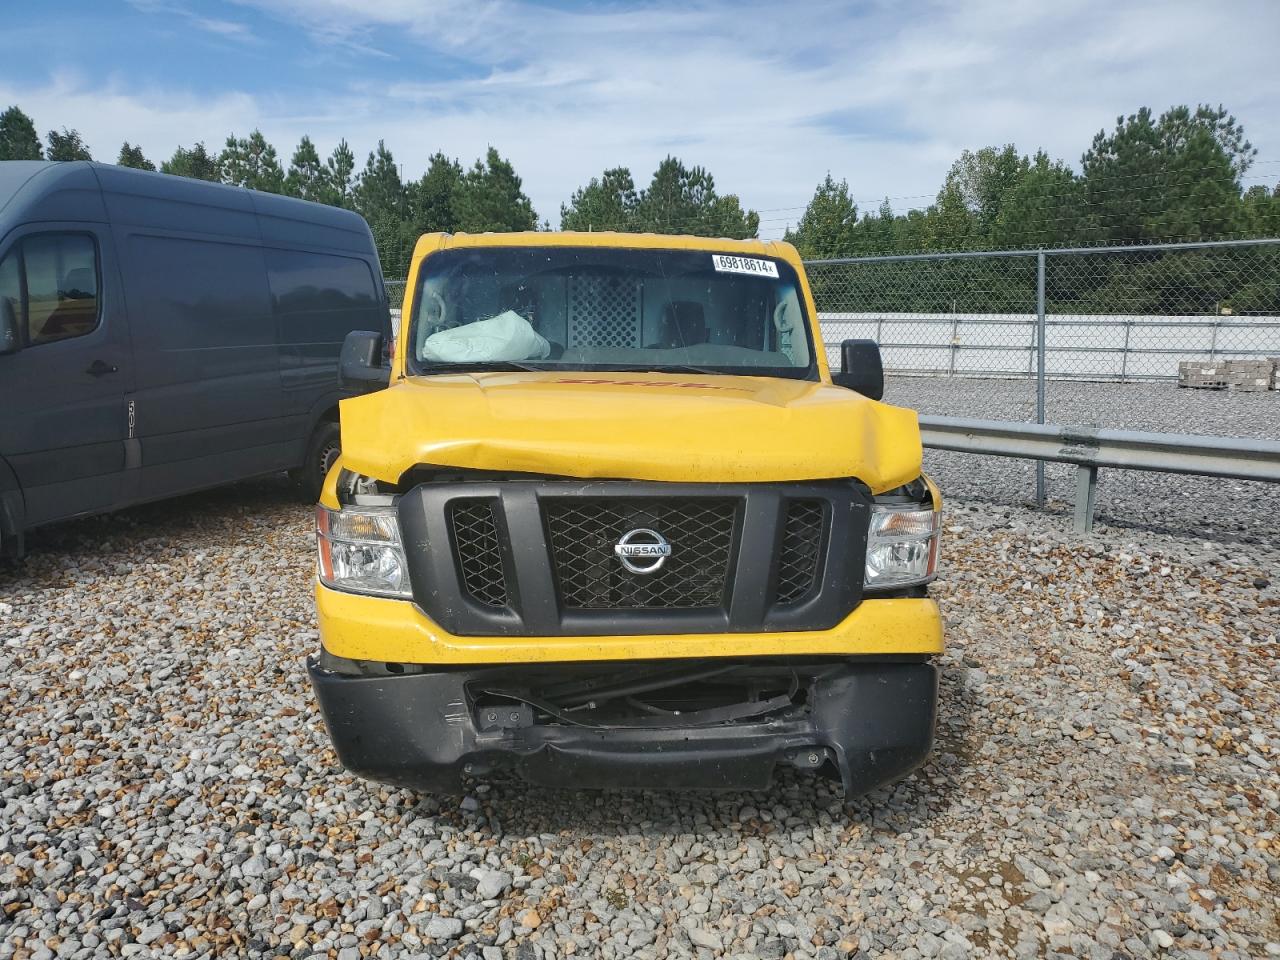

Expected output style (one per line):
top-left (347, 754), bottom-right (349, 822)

top-left (711, 254), bottom-right (780, 278)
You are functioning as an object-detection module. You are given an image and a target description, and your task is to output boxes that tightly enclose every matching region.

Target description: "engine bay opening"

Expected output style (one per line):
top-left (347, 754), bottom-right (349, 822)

top-left (469, 660), bottom-right (824, 729)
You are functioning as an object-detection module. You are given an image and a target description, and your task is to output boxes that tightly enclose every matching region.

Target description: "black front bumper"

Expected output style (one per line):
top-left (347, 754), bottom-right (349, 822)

top-left (308, 657), bottom-right (938, 796)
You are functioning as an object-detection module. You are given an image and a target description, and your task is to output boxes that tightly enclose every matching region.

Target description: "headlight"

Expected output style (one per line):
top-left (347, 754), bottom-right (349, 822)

top-left (865, 502), bottom-right (940, 589)
top-left (315, 503), bottom-right (411, 598)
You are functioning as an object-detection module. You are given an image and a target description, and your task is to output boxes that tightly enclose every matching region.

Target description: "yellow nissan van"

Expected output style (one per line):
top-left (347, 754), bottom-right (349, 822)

top-left (308, 231), bottom-right (942, 796)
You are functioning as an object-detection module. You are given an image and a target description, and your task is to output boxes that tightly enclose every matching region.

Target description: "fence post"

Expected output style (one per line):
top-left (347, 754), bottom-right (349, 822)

top-left (1120, 317), bottom-right (1133, 382)
top-left (1035, 250), bottom-right (1046, 507)
top-left (948, 314), bottom-right (960, 377)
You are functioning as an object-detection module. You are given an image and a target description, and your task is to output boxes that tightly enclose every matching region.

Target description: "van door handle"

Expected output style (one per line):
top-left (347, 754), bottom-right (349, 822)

top-left (85, 359), bottom-right (118, 377)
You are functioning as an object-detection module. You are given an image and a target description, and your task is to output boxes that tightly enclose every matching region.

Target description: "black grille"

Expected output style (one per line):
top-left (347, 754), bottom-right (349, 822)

top-left (545, 498), bottom-right (736, 609)
top-left (449, 499), bottom-right (509, 607)
top-left (775, 499), bottom-right (825, 604)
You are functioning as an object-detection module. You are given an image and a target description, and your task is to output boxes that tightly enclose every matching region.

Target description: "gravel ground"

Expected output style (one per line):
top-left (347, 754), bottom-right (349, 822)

top-left (884, 378), bottom-right (1280, 544)
top-left (2, 481), bottom-right (1277, 960)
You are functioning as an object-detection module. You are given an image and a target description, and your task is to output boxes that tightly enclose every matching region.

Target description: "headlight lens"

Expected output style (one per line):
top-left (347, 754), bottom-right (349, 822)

top-left (315, 503), bottom-right (411, 598)
top-left (865, 502), bottom-right (940, 589)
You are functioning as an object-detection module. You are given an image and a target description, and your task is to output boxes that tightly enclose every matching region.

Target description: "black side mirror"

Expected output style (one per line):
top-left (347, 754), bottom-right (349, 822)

top-left (0, 299), bottom-right (20, 356)
top-left (831, 338), bottom-right (883, 400)
top-left (340, 330), bottom-right (387, 388)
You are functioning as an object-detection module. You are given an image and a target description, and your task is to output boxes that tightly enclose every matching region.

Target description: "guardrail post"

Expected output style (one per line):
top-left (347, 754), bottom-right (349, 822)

top-left (1035, 250), bottom-right (1047, 506)
top-left (1073, 465), bottom-right (1098, 534)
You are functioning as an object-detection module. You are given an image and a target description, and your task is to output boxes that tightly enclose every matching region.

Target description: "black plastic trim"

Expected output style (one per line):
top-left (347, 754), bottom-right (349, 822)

top-left (396, 479), bottom-right (869, 638)
top-left (308, 655), bottom-right (938, 795)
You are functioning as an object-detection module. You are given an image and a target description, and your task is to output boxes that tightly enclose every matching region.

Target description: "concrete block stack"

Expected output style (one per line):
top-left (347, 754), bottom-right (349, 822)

top-left (1178, 358), bottom-right (1277, 391)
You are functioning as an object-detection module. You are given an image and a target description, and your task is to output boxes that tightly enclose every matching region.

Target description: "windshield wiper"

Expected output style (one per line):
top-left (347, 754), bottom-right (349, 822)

top-left (414, 360), bottom-right (546, 374)
top-left (637, 364), bottom-right (724, 376)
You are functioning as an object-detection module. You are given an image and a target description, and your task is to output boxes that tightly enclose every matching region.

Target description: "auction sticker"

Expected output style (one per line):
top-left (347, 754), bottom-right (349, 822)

top-left (711, 254), bottom-right (779, 277)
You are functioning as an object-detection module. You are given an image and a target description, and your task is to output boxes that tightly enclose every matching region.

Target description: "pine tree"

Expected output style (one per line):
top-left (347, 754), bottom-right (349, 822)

top-left (46, 128), bottom-right (92, 161)
top-left (160, 142), bottom-right (222, 181)
top-left (1080, 105), bottom-right (1253, 243)
top-left (452, 147), bottom-right (538, 233)
top-left (284, 136), bottom-right (324, 201)
top-left (786, 174), bottom-right (860, 258)
top-left (560, 167), bottom-right (639, 231)
top-left (319, 139), bottom-right (356, 208)
top-left (632, 157), bottom-right (756, 238)
top-left (0, 106), bottom-right (43, 160)
top-left (219, 130), bottom-right (285, 193)
top-left (117, 142), bottom-right (155, 170)
top-left (353, 140), bottom-right (406, 220)
top-left (408, 152), bottom-right (463, 235)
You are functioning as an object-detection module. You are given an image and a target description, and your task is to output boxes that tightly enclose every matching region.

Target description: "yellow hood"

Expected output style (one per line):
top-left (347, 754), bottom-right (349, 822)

top-left (338, 372), bottom-right (921, 493)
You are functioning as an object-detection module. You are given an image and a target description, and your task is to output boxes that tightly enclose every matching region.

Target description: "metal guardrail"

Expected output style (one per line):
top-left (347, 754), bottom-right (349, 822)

top-left (919, 415), bottom-right (1280, 533)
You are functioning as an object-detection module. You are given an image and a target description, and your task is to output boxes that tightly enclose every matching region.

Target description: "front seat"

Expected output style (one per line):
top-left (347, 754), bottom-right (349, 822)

top-left (648, 301), bottom-right (707, 349)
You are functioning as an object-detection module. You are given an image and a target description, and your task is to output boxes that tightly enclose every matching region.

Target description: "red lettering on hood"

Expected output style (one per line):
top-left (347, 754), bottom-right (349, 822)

top-left (553, 378), bottom-right (752, 393)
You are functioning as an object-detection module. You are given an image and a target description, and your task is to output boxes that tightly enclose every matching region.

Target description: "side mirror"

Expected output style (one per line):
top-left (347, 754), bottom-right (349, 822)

top-left (340, 330), bottom-right (387, 388)
top-left (831, 338), bottom-right (883, 400)
top-left (0, 299), bottom-right (20, 356)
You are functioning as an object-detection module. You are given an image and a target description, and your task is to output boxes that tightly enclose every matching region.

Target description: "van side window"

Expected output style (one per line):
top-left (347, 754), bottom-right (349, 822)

top-left (18, 234), bottom-right (100, 347)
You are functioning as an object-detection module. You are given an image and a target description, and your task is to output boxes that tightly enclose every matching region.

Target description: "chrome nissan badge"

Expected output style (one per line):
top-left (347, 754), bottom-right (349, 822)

top-left (614, 528), bottom-right (672, 574)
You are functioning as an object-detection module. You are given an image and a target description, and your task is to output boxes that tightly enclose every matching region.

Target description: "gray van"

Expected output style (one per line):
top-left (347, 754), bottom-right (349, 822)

top-left (0, 161), bottom-right (389, 558)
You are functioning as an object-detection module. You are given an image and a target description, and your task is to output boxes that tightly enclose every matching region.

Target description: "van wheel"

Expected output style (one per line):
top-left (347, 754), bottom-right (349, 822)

top-left (294, 421), bottom-right (342, 503)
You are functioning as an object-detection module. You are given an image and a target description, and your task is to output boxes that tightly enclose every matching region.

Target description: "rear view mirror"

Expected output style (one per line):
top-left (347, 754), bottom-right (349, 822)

top-left (0, 299), bottom-right (19, 355)
top-left (340, 330), bottom-right (387, 388)
top-left (831, 339), bottom-right (884, 400)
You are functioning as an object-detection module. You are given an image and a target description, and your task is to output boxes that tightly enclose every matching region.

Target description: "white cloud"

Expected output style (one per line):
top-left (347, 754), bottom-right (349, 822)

top-left (129, 0), bottom-right (258, 44)
top-left (6, 0), bottom-right (1280, 238)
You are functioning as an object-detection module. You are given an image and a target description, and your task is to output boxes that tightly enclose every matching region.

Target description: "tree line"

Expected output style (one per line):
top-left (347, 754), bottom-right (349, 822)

top-left (1, 101), bottom-right (1277, 308)
top-left (786, 105), bottom-right (1279, 258)
top-left (0, 105), bottom-right (759, 279)
top-left (786, 105), bottom-right (1280, 316)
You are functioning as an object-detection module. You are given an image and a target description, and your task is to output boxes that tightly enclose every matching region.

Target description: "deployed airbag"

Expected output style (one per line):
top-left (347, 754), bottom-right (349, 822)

top-left (420, 310), bottom-right (551, 363)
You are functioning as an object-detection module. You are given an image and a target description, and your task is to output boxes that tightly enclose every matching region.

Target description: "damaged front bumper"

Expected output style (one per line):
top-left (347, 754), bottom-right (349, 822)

top-left (307, 655), bottom-right (938, 796)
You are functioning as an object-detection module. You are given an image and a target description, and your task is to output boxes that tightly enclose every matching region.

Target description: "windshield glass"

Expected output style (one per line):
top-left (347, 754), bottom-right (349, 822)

top-left (406, 246), bottom-right (816, 380)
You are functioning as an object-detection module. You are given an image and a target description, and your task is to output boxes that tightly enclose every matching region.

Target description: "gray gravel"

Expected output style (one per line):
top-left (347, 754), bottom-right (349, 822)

top-left (2, 480), bottom-right (1277, 959)
top-left (885, 377), bottom-right (1280, 544)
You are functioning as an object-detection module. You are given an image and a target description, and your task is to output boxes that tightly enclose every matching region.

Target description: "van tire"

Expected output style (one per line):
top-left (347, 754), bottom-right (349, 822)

top-left (294, 421), bottom-right (342, 503)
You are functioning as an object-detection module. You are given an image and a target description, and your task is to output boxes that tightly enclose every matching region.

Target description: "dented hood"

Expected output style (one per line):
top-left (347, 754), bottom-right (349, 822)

top-left (338, 372), bottom-right (922, 494)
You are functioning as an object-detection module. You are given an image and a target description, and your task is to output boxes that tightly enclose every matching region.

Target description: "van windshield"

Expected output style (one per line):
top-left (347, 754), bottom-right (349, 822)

top-left (406, 246), bottom-right (817, 380)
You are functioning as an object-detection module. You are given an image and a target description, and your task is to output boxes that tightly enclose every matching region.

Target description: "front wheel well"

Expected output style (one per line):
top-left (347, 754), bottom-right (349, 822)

top-left (292, 414), bottom-right (343, 502)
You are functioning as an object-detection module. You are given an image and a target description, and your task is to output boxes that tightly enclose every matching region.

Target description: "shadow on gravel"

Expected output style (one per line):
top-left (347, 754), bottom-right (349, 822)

top-left (447, 665), bottom-right (975, 838)
top-left (0, 476), bottom-right (306, 589)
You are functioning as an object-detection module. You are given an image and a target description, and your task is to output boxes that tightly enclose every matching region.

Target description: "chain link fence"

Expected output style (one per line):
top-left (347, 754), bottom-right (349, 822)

top-left (385, 279), bottom-right (407, 309)
top-left (808, 238), bottom-right (1280, 385)
top-left (808, 237), bottom-right (1280, 510)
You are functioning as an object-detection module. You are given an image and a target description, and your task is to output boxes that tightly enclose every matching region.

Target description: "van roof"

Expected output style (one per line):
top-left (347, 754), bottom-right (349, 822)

top-left (0, 160), bottom-right (374, 254)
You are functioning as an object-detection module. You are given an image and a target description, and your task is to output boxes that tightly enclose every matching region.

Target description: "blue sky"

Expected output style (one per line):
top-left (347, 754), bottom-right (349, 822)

top-left (2, 0), bottom-right (1278, 237)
